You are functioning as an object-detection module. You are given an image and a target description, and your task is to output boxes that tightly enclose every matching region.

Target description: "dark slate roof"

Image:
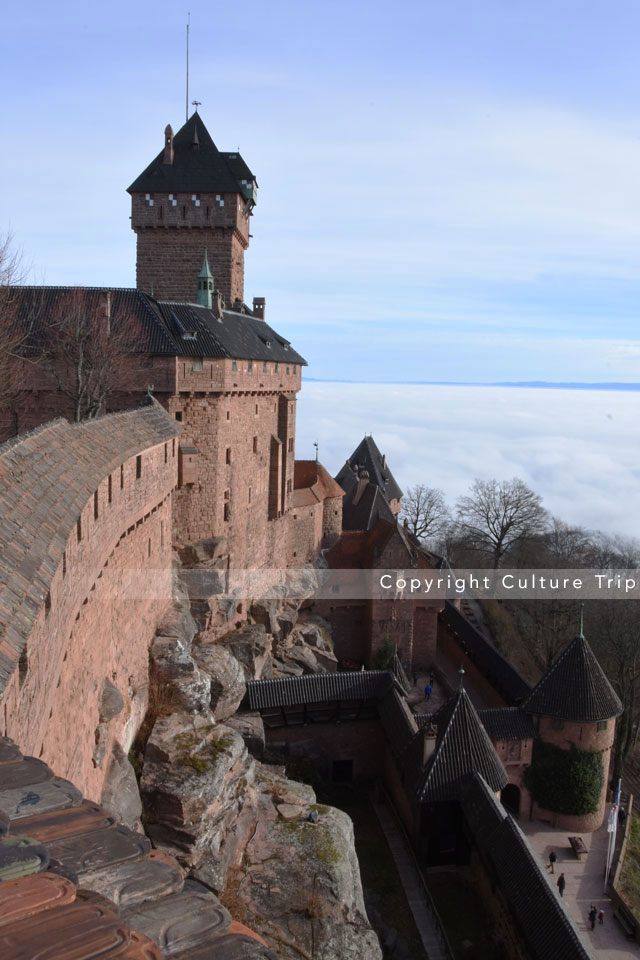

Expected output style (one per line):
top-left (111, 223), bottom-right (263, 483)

top-left (336, 436), bottom-right (403, 503)
top-left (461, 775), bottom-right (596, 960)
top-left (440, 601), bottom-right (531, 705)
top-left (340, 471), bottom-right (396, 532)
top-left (479, 708), bottom-right (537, 742)
top-left (523, 633), bottom-right (623, 722)
top-left (417, 687), bottom-right (508, 803)
top-left (127, 114), bottom-right (255, 195)
top-left (246, 671), bottom-right (395, 710)
top-left (378, 688), bottom-right (419, 760)
top-left (10, 287), bottom-right (306, 365)
top-left (0, 402), bottom-right (179, 697)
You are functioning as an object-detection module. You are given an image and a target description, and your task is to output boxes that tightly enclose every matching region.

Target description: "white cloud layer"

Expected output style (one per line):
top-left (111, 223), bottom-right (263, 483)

top-left (296, 382), bottom-right (640, 539)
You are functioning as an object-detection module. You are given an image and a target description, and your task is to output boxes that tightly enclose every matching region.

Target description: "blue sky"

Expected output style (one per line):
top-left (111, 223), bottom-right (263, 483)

top-left (3, 1), bottom-right (640, 381)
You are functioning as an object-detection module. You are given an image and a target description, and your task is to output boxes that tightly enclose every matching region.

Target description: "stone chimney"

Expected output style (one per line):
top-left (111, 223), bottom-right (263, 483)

top-left (353, 470), bottom-right (369, 506)
top-left (253, 297), bottom-right (266, 320)
top-left (163, 125), bottom-right (174, 165)
top-left (382, 454), bottom-right (386, 470)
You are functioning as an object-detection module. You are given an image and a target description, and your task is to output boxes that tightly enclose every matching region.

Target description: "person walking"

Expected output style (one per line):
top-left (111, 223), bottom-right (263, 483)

top-left (588, 905), bottom-right (597, 930)
top-left (424, 684), bottom-right (432, 701)
top-left (557, 873), bottom-right (566, 898)
top-left (598, 909), bottom-right (604, 925)
top-left (548, 850), bottom-right (557, 874)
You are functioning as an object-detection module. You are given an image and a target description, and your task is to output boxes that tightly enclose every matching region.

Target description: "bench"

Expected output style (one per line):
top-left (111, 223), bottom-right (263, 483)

top-left (614, 908), bottom-right (637, 940)
top-left (568, 836), bottom-right (587, 860)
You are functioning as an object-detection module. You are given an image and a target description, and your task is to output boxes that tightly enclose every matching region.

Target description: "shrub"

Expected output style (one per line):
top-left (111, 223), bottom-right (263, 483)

top-left (524, 740), bottom-right (603, 816)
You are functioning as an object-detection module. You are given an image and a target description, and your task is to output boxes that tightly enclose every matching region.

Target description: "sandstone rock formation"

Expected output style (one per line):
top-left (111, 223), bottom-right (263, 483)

top-left (140, 712), bottom-right (382, 960)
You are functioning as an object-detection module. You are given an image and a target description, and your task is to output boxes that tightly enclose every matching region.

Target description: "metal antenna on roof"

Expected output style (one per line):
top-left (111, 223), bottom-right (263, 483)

top-left (192, 100), bottom-right (201, 113)
top-left (186, 12), bottom-right (190, 122)
top-left (458, 666), bottom-right (465, 690)
top-left (313, 441), bottom-right (319, 463)
top-left (579, 602), bottom-right (585, 639)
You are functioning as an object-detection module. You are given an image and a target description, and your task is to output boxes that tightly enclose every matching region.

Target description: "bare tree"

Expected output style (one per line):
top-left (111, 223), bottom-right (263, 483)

top-left (400, 484), bottom-right (450, 543)
top-left (456, 477), bottom-right (548, 568)
top-left (47, 290), bottom-right (129, 421)
top-left (0, 234), bottom-right (33, 430)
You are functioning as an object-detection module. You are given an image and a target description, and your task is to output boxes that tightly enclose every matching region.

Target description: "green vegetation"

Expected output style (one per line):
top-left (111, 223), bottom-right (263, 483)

top-left (619, 814), bottom-right (640, 917)
top-left (175, 729), bottom-right (235, 772)
top-left (279, 820), bottom-right (341, 866)
top-left (372, 637), bottom-right (395, 670)
top-left (524, 741), bottom-right (604, 816)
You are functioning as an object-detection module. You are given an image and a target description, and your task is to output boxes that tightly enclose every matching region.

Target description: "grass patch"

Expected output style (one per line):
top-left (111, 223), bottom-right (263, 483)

top-left (428, 872), bottom-right (500, 960)
top-left (619, 813), bottom-right (640, 917)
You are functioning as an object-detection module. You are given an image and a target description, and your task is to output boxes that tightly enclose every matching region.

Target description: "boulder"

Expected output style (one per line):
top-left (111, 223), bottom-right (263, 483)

top-left (225, 714), bottom-right (265, 759)
top-left (177, 537), bottom-right (227, 567)
top-left (155, 600), bottom-right (198, 646)
top-left (150, 637), bottom-right (211, 715)
top-left (100, 743), bottom-right (143, 830)
top-left (192, 644), bottom-right (246, 721)
top-left (99, 680), bottom-right (125, 722)
top-left (220, 625), bottom-right (272, 681)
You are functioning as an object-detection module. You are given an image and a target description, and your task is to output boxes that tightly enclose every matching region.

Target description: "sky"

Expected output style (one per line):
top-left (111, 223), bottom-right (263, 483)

top-left (2, 1), bottom-right (640, 381)
top-left (296, 383), bottom-right (640, 540)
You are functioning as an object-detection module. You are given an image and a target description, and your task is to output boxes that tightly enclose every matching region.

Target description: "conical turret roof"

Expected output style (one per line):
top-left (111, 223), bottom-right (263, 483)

top-left (417, 684), bottom-right (508, 803)
top-left (523, 633), bottom-right (622, 723)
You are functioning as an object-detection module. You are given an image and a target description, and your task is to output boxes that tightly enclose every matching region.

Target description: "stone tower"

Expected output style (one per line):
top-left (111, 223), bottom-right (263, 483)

top-left (128, 114), bottom-right (257, 305)
top-left (523, 629), bottom-right (622, 831)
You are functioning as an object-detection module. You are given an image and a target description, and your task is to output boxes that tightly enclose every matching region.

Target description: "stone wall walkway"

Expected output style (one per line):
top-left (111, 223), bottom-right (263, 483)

top-left (521, 807), bottom-right (639, 958)
top-left (371, 795), bottom-right (451, 960)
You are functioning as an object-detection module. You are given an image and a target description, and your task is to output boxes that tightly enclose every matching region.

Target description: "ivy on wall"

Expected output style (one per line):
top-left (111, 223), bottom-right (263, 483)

top-left (524, 741), bottom-right (604, 816)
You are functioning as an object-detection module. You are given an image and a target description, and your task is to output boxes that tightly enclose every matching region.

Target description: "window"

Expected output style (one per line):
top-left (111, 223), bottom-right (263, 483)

top-left (293, 364), bottom-right (297, 374)
top-left (108, 474), bottom-right (112, 503)
top-left (175, 411), bottom-right (182, 422)
top-left (62, 551), bottom-right (66, 578)
top-left (94, 490), bottom-right (99, 520)
top-left (597, 720), bottom-right (608, 731)
top-left (253, 436), bottom-right (258, 453)
top-left (263, 361), bottom-right (268, 373)
top-left (287, 479), bottom-right (292, 494)
top-left (164, 443), bottom-right (168, 464)
top-left (226, 410), bottom-right (230, 420)
top-left (226, 447), bottom-right (231, 464)
top-left (192, 357), bottom-right (203, 371)
top-left (232, 360), bottom-right (238, 372)
top-left (224, 502), bottom-right (231, 521)
top-left (248, 487), bottom-right (252, 503)
top-left (145, 193), bottom-right (154, 206)
top-left (169, 193), bottom-right (177, 207)
top-left (136, 455), bottom-right (142, 479)
top-left (172, 438), bottom-right (176, 457)
top-left (274, 362), bottom-right (279, 373)
top-left (120, 464), bottom-right (124, 489)
top-left (288, 438), bottom-right (294, 453)
top-left (77, 516), bottom-right (82, 542)
top-left (286, 366), bottom-right (290, 375)
top-left (248, 360), bottom-right (253, 373)
top-left (148, 538), bottom-right (152, 558)
top-left (45, 592), bottom-right (52, 616)
top-left (192, 193), bottom-right (201, 207)
top-left (255, 403), bottom-right (259, 415)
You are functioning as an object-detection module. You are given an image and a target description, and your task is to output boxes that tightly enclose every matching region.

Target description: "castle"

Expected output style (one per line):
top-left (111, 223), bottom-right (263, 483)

top-left (0, 112), bottom-right (626, 960)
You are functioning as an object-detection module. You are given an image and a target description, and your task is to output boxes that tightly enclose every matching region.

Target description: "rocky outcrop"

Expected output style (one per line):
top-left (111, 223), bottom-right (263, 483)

top-left (140, 712), bottom-right (382, 960)
top-left (192, 644), bottom-right (246, 721)
top-left (100, 743), bottom-right (143, 831)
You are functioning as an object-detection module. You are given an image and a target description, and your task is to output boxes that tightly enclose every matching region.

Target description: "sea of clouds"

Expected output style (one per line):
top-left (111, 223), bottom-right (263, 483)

top-left (295, 382), bottom-right (640, 541)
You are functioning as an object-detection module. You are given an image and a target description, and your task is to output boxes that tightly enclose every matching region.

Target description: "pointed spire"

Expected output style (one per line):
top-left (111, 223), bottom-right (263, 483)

top-left (196, 250), bottom-right (214, 308)
top-left (459, 666), bottom-right (465, 690)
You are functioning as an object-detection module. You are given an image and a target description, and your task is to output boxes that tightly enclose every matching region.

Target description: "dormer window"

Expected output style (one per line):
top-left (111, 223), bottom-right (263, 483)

top-left (145, 193), bottom-right (154, 207)
top-left (169, 193), bottom-right (177, 207)
top-left (192, 194), bottom-right (201, 207)
top-left (266, 340), bottom-right (271, 348)
top-left (215, 194), bottom-right (225, 207)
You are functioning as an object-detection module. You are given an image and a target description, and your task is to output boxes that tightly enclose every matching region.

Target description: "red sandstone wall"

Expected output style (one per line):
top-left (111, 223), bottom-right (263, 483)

top-left (531, 715), bottom-right (615, 831)
top-left (1, 439), bottom-right (177, 802)
top-left (131, 188), bottom-right (250, 304)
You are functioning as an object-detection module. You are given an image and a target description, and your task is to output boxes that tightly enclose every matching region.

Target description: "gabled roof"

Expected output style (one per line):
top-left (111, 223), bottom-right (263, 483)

top-left (340, 471), bottom-right (396, 532)
top-left (417, 685), bottom-right (508, 803)
top-left (127, 114), bottom-right (255, 195)
top-left (10, 287), bottom-right (306, 365)
top-left (523, 633), bottom-right (622, 723)
top-left (336, 436), bottom-right (403, 503)
top-left (246, 671), bottom-right (396, 710)
top-left (479, 707), bottom-right (537, 742)
top-left (461, 774), bottom-right (596, 960)
top-left (293, 461), bottom-right (345, 507)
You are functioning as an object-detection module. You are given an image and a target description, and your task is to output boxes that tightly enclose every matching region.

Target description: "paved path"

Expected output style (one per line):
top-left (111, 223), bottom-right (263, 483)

top-left (371, 795), bottom-right (450, 960)
top-left (521, 807), bottom-right (639, 958)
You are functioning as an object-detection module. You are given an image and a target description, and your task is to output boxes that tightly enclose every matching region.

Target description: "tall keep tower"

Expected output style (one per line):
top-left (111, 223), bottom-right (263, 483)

top-left (128, 114), bottom-right (257, 305)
